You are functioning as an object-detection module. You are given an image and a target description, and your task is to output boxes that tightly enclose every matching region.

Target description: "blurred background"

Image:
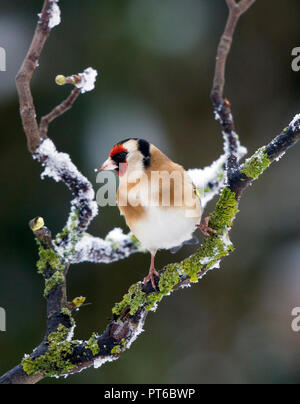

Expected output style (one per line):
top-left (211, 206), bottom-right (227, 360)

top-left (0, 0), bottom-right (300, 384)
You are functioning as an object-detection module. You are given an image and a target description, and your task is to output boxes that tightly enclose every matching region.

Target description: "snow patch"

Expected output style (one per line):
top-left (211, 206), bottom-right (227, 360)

top-left (94, 355), bottom-right (117, 369)
top-left (66, 324), bottom-right (76, 342)
top-left (180, 282), bottom-right (191, 289)
top-left (106, 228), bottom-right (130, 244)
top-left (210, 260), bottom-right (220, 270)
top-left (290, 113), bottom-right (300, 131)
top-left (35, 138), bottom-right (98, 248)
top-left (219, 230), bottom-right (232, 249)
top-left (76, 67), bottom-right (98, 94)
top-left (70, 231), bottom-right (136, 264)
top-left (126, 315), bottom-right (145, 350)
top-left (188, 143), bottom-right (247, 209)
top-left (49, 0), bottom-right (61, 29)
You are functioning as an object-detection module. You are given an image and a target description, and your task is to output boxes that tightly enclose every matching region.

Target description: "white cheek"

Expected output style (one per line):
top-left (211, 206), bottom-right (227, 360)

top-left (126, 153), bottom-right (144, 176)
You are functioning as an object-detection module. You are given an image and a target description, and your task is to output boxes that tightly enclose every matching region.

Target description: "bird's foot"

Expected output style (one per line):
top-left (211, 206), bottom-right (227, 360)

top-left (144, 267), bottom-right (160, 290)
top-left (197, 216), bottom-right (218, 237)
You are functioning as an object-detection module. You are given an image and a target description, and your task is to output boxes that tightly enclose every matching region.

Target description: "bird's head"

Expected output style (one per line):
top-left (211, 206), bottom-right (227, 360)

top-left (96, 138), bottom-right (151, 176)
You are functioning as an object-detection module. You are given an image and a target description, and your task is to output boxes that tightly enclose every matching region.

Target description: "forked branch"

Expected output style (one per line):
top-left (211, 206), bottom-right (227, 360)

top-left (1, 0), bottom-right (299, 384)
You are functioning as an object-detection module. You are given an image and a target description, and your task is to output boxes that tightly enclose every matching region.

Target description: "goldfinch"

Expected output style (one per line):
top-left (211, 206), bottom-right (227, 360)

top-left (97, 138), bottom-right (216, 289)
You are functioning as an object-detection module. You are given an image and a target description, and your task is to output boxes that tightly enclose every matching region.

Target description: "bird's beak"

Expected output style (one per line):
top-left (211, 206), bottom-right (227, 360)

top-left (95, 157), bottom-right (117, 172)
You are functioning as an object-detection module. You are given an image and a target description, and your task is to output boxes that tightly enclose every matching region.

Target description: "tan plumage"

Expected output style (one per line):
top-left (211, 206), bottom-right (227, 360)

top-left (98, 138), bottom-right (215, 288)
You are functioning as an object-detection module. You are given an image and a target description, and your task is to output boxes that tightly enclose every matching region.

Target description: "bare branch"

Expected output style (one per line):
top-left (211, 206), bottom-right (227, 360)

top-left (2, 0), bottom-right (300, 385)
top-left (211, 0), bottom-right (256, 180)
top-left (16, 1), bottom-right (98, 237)
top-left (2, 109), bottom-right (299, 384)
top-left (15, 0), bottom-right (53, 153)
top-left (15, 0), bottom-right (100, 250)
top-left (231, 115), bottom-right (300, 200)
top-left (39, 88), bottom-right (81, 139)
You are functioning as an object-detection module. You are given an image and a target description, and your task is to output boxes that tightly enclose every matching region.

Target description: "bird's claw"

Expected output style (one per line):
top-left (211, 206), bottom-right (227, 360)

top-left (144, 268), bottom-right (160, 290)
top-left (197, 216), bottom-right (218, 237)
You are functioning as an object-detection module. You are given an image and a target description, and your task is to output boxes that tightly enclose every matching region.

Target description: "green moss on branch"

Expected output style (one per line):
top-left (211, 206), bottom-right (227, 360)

top-left (44, 272), bottom-right (65, 297)
top-left (36, 240), bottom-right (64, 275)
top-left (22, 325), bottom-right (75, 377)
top-left (241, 147), bottom-right (271, 179)
top-left (112, 188), bottom-right (238, 316)
top-left (86, 333), bottom-right (100, 356)
top-left (209, 187), bottom-right (239, 231)
top-left (112, 283), bottom-right (146, 316)
top-left (35, 240), bottom-right (66, 297)
top-left (111, 345), bottom-right (122, 355)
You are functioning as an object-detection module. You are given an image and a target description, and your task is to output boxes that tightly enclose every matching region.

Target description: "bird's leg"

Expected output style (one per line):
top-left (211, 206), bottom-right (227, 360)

top-left (144, 252), bottom-right (160, 289)
top-left (197, 216), bottom-right (218, 237)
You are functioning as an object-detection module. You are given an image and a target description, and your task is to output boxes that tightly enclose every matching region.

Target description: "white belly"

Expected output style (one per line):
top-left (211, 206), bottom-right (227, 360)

top-left (133, 206), bottom-right (200, 253)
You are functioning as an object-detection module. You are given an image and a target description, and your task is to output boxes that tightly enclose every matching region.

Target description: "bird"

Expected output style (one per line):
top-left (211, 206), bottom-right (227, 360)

top-left (97, 138), bottom-right (216, 289)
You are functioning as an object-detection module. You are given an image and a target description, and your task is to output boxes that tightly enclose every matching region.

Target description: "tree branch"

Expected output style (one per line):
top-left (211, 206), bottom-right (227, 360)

top-left (39, 87), bottom-right (81, 139)
top-left (211, 0), bottom-right (256, 180)
top-left (1, 0), bottom-right (299, 385)
top-left (2, 108), bottom-right (299, 384)
top-left (230, 115), bottom-right (300, 199)
top-left (15, 0), bottom-right (52, 153)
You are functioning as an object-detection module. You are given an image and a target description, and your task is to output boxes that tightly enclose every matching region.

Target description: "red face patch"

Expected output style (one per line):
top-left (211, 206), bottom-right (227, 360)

top-left (109, 144), bottom-right (127, 158)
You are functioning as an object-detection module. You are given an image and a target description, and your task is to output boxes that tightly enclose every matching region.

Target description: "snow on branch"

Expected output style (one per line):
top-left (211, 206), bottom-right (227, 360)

top-left (69, 230), bottom-right (141, 265)
top-left (55, 67), bottom-right (98, 94)
top-left (76, 67), bottom-right (98, 93)
top-left (35, 138), bottom-right (97, 232)
top-left (188, 140), bottom-right (247, 209)
top-left (2, 0), bottom-right (300, 385)
top-left (48, 0), bottom-right (61, 29)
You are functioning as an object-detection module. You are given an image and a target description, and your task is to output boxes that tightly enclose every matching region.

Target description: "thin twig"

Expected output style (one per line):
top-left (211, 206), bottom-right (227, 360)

top-left (2, 108), bottom-right (300, 385)
top-left (15, 0), bottom-right (53, 153)
top-left (5, 91), bottom-right (300, 383)
top-left (211, 0), bottom-right (256, 180)
top-left (39, 88), bottom-right (81, 138)
top-left (2, 0), bottom-right (300, 385)
top-left (16, 0), bottom-right (81, 146)
top-left (231, 116), bottom-right (300, 200)
top-left (16, 0), bottom-right (97, 234)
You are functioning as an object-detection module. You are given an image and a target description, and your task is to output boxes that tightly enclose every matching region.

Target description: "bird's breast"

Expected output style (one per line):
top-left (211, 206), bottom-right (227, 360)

top-left (131, 204), bottom-right (201, 252)
top-left (116, 167), bottom-right (202, 252)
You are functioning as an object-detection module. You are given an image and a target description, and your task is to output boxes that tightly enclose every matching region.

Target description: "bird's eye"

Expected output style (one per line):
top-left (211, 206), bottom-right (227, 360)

top-left (112, 151), bottom-right (127, 164)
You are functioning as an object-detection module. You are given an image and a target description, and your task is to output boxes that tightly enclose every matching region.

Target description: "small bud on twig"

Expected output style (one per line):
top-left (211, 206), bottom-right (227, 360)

top-left (72, 296), bottom-right (86, 307)
top-left (55, 74), bottom-right (66, 86)
top-left (30, 217), bottom-right (45, 231)
top-left (55, 68), bottom-right (97, 93)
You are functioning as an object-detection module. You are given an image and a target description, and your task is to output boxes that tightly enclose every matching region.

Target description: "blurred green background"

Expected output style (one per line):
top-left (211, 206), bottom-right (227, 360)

top-left (1, 0), bottom-right (300, 384)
